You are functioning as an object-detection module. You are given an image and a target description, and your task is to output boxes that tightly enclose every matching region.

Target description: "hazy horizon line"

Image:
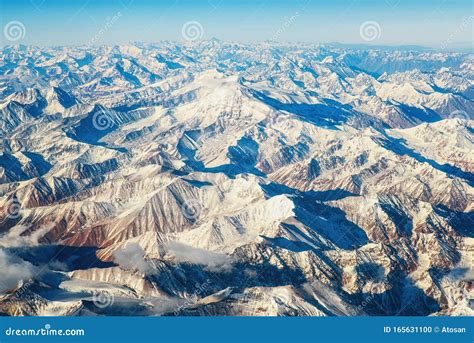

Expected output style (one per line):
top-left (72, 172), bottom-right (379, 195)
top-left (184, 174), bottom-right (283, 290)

top-left (1, 40), bottom-right (472, 53)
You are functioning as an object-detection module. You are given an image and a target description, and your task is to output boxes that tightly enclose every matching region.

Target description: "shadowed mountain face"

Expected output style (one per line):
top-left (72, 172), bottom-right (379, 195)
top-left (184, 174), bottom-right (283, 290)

top-left (0, 42), bottom-right (472, 317)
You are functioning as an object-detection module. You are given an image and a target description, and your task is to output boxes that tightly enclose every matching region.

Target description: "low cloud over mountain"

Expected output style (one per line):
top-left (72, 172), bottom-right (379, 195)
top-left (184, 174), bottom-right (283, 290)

top-left (0, 42), bottom-right (472, 316)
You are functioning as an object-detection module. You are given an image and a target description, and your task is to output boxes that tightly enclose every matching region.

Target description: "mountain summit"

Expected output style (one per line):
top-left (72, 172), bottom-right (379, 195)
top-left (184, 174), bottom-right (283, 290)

top-left (0, 42), bottom-right (472, 316)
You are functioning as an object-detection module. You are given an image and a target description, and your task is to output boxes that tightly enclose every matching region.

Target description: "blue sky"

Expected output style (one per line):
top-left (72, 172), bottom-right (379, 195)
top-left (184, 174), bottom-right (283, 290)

top-left (0, 0), bottom-right (472, 48)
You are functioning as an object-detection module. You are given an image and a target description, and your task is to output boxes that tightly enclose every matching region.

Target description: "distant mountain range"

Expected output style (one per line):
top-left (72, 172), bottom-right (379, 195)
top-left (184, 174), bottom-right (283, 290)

top-left (0, 41), bottom-right (472, 316)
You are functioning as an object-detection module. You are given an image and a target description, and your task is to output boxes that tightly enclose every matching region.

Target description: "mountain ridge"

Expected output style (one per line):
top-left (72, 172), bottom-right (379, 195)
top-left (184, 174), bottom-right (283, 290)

top-left (0, 42), bottom-right (472, 316)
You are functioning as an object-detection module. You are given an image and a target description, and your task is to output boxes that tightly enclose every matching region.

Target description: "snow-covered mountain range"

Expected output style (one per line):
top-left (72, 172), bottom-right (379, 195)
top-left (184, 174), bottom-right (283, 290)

top-left (0, 41), bottom-right (472, 316)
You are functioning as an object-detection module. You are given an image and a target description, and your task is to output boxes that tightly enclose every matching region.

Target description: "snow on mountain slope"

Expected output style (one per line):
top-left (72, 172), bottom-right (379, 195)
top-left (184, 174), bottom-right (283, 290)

top-left (0, 42), bottom-right (472, 317)
top-left (388, 119), bottom-right (474, 171)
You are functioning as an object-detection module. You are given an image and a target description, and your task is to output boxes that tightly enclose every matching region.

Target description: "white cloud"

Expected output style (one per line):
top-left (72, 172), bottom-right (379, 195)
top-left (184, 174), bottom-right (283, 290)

top-left (0, 223), bottom-right (54, 248)
top-left (166, 242), bottom-right (234, 272)
top-left (0, 248), bottom-right (35, 294)
top-left (0, 223), bottom-right (55, 294)
top-left (113, 243), bottom-right (154, 274)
